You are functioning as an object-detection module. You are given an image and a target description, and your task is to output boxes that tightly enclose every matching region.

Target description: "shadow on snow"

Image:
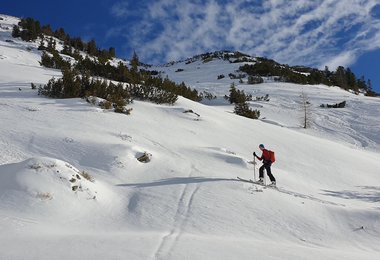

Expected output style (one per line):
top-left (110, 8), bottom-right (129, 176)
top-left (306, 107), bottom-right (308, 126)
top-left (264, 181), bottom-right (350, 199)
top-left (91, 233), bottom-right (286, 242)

top-left (116, 177), bottom-right (236, 188)
top-left (321, 186), bottom-right (380, 203)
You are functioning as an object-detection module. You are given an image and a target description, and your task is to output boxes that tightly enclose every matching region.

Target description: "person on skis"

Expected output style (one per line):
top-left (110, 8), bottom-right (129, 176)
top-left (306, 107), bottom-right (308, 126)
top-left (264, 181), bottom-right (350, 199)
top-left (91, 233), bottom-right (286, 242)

top-left (253, 144), bottom-right (276, 186)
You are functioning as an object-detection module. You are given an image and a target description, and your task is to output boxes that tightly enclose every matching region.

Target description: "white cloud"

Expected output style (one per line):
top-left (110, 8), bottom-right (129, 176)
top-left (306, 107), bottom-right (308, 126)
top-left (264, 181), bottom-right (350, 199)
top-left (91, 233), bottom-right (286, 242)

top-left (110, 1), bottom-right (131, 18)
top-left (108, 0), bottom-right (380, 69)
top-left (324, 50), bottom-right (358, 70)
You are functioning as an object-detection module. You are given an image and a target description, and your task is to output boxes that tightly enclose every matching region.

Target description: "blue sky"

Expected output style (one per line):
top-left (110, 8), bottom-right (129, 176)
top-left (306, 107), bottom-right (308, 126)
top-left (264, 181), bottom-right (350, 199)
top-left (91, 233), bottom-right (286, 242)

top-left (2, 0), bottom-right (380, 93)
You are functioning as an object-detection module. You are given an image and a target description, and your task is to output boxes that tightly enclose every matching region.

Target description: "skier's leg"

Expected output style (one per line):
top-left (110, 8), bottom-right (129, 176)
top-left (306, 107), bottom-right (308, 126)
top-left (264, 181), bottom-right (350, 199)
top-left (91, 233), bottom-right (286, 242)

top-left (265, 165), bottom-right (276, 182)
top-left (259, 165), bottom-right (265, 179)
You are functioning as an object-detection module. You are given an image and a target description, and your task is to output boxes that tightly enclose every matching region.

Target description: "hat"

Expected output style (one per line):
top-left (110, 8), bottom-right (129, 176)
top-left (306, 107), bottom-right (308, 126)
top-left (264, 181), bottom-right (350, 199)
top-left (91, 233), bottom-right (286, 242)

top-left (259, 144), bottom-right (265, 148)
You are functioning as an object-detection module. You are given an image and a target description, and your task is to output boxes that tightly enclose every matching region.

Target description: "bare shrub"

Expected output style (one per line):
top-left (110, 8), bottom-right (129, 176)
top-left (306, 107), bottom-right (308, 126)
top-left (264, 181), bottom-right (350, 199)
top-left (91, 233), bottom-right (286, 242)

top-left (36, 192), bottom-right (53, 200)
top-left (81, 171), bottom-right (95, 182)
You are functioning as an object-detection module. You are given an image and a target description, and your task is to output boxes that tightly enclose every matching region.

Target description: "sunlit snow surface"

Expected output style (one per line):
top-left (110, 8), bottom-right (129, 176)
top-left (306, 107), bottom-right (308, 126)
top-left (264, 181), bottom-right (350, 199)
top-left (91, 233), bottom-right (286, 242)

top-left (1, 14), bottom-right (380, 260)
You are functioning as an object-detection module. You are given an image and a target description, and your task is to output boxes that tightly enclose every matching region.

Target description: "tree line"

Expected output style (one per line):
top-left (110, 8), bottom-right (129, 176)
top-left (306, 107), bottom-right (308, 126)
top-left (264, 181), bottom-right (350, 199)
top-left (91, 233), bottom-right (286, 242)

top-left (38, 68), bottom-right (178, 107)
top-left (239, 57), bottom-right (377, 96)
top-left (12, 17), bottom-right (115, 61)
top-left (38, 50), bottom-right (201, 103)
top-left (12, 17), bottom-right (202, 106)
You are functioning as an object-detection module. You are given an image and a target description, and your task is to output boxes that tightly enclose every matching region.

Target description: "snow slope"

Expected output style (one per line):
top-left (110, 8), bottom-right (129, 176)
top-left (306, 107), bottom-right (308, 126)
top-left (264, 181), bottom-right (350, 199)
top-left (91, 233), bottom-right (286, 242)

top-left (154, 57), bottom-right (380, 152)
top-left (1, 14), bottom-right (380, 260)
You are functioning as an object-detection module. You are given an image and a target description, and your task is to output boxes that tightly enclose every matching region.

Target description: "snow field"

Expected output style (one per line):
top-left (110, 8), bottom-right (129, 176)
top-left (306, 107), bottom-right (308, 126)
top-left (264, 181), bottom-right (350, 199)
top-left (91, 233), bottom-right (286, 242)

top-left (1, 14), bottom-right (380, 260)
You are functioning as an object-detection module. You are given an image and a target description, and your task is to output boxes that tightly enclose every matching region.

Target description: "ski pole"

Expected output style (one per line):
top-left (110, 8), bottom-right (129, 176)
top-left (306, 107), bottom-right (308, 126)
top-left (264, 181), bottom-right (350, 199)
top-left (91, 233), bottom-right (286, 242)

top-left (253, 156), bottom-right (256, 182)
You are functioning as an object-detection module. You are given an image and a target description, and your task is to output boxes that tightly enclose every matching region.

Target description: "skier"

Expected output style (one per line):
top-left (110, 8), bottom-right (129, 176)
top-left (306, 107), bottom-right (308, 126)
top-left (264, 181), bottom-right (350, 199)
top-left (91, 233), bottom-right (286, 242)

top-left (253, 144), bottom-right (276, 186)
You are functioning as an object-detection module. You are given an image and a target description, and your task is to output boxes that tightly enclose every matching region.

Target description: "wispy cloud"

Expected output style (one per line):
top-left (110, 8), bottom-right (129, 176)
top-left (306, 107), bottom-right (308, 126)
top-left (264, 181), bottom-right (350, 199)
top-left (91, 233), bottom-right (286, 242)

top-left (110, 1), bottom-right (131, 18)
top-left (108, 0), bottom-right (380, 69)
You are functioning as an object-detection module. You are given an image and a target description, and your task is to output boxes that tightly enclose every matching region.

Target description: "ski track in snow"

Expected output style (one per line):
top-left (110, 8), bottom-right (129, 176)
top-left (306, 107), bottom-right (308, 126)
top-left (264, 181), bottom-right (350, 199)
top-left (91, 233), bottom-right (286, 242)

top-left (243, 180), bottom-right (346, 206)
top-left (0, 214), bottom-right (39, 228)
top-left (153, 166), bottom-right (200, 260)
top-left (274, 187), bottom-right (346, 207)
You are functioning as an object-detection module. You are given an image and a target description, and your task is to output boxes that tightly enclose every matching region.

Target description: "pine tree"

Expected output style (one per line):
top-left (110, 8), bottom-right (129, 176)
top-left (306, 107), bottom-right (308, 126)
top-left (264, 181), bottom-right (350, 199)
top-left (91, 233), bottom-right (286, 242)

top-left (228, 82), bottom-right (246, 104)
top-left (333, 66), bottom-right (348, 89)
top-left (47, 37), bottom-right (56, 52)
top-left (130, 51), bottom-right (139, 73)
top-left (345, 68), bottom-right (357, 90)
top-left (40, 52), bottom-right (54, 68)
top-left (324, 66), bottom-right (331, 77)
top-left (356, 76), bottom-right (367, 90)
top-left (38, 38), bottom-right (46, 50)
top-left (62, 68), bottom-right (81, 98)
top-left (130, 51), bottom-right (140, 85)
top-left (109, 47), bottom-right (116, 58)
top-left (234, 102), bottom-right (260, 119)
top-left (12, 25), bottom-right (21, 38)
top-left (41, 24), bottom-right (53, 36)
top-left (87, 39), bottom-right (98, 56)
top-left (228, 82), bottom-right (237, 104)
top-left (54, 28), bottom-right (67, 41)
top-left (367, 79), bottom-right (372, 91)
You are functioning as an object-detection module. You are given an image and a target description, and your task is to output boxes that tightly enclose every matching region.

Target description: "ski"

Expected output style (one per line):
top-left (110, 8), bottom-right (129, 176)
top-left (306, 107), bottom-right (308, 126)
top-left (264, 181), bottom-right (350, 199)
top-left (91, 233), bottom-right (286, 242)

top-left (236, 176), bottom-right (255, 183)
top-left (236, 177), bottom-right (264, 192)
top-left (237, 176), bottom-right (265, 186)
top-left (237, 177), bottom-right (277, 189)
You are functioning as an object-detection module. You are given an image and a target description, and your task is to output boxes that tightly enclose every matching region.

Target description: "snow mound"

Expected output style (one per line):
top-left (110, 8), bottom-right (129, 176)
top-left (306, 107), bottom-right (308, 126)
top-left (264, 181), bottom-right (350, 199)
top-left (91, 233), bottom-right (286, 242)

top-left (0, 157), bottom-right (99, 204)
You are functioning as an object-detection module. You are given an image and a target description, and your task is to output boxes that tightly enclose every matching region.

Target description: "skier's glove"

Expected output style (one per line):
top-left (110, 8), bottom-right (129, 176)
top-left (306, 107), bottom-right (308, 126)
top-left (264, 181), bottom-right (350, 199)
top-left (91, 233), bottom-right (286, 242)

top-left (253, 152), bottom-right (256, 157)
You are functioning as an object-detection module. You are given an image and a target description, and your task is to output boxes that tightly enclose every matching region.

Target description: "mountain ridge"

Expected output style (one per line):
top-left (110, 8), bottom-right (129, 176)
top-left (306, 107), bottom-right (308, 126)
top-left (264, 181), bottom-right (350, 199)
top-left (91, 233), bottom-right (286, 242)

top-left (3, 14), bottom-right (378, 96)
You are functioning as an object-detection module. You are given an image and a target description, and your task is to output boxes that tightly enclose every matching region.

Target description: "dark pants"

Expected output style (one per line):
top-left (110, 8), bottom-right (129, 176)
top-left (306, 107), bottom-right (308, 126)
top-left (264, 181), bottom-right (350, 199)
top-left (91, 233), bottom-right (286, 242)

top-left (259, 163), bottom-right (276, 182)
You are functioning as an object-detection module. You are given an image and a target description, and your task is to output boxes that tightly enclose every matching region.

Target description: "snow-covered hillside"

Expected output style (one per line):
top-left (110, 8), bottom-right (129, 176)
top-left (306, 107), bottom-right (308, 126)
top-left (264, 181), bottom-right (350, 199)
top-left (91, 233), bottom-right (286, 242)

top-left (153, 56), bottom-right (380, 152)
top-left (1, 14), bottom-right (380, 260)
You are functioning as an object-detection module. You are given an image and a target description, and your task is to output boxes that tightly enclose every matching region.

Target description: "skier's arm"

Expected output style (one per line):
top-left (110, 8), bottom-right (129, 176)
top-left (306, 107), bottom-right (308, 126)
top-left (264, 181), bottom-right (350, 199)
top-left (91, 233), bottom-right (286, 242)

top-left (253, 152), bottom-right (262, 160)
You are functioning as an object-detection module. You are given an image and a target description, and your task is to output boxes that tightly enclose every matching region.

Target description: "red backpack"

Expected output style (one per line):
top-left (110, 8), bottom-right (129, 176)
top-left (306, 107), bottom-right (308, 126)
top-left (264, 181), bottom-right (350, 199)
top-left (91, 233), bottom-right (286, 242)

top-left (269, 150), bottom-right (276, 163)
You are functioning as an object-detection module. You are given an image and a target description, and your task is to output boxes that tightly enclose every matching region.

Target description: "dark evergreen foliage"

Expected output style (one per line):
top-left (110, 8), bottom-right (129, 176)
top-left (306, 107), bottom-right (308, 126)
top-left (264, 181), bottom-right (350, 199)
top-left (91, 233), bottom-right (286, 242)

top-left (38, 66), bottom-right (179, 105)
top-left (228, 83), bottom-right (251, 104)
top-left (248, 75), bottom-right (264, 84)
top-left (17, 17), bottom-right (42, 41)
top-left (41, 24), bottom-right (53, 36)
top-left (54, 28), bottom-right (68, 42)
top-left (226, 83), bottom-right (259, 119)
top-left (202, 91), bottom-right (217, 100)
top-left (37, 39), bottom-right (46, 51)
top-left (140, 69), bottom-right (159, 76)
top-left (234, 102), bottom-right (260, 119)
top-left (320, 101), bottom-right (346, 108)
top-left (12, 25), bottom-right (21, 38)
top-left (40, 52), bottom-right (55, 68)
top-left (66, 54), bottom-right (200, 102)
top-left (38, 68), bottom-right (80, 98)
top-left (179, 51), bottom-right (255, 65)
top-left (254, 94), bottom-right (270, 101)
top-left (40, 51), bottom-right (71, 70)
top-left (14, 17), bottom-right (116, 62)
top-left (240, 58), bottom-right (372, 93)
